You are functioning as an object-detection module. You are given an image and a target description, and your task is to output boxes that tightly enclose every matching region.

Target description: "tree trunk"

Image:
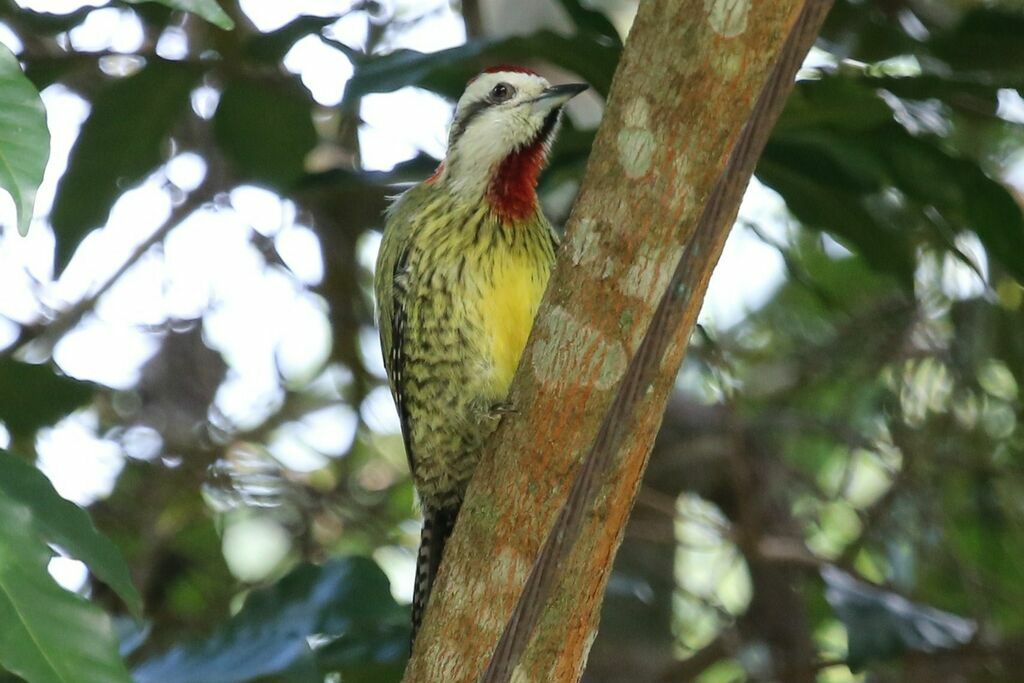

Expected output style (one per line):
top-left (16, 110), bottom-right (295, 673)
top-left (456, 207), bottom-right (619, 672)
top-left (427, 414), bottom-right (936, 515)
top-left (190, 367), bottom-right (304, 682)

top-left (402, 0), bottom-right (831, 680)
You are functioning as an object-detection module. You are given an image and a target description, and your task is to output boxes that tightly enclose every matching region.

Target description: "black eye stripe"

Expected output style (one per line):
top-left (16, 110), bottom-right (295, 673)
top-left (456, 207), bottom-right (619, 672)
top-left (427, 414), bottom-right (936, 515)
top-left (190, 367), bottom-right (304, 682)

top-left (449, 82), bottom-right (536, 146)
top-left (449, 99), bottom-right (489, 146)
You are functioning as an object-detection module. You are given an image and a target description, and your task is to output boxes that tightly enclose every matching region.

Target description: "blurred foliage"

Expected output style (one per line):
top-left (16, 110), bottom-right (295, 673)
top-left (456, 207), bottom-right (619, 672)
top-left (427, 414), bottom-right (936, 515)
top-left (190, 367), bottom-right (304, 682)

top-left (822, 566), bottom-right (975, 671)
top-left (132, 558), bottom-right (407, 683)
top-left (0, 0), bottom-right (1022, 682)
top-left (0, 451), bottom-right (134, 683)
top-left (121, 0), bottom-right (232, 30)
top-left (0, 40), bottom-right (47, 236)
top-left (49, 59), bottom-right (202, 270)
top-left (0, 359), bottom-right (94, 439)
top-left (0, 452), bottom-right (141, 615)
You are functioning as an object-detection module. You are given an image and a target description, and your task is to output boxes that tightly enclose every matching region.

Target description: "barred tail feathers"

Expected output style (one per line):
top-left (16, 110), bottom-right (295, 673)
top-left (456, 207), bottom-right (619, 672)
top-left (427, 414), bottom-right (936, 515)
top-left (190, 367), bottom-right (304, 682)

top-left (411, 505), bottom-right (459, 644)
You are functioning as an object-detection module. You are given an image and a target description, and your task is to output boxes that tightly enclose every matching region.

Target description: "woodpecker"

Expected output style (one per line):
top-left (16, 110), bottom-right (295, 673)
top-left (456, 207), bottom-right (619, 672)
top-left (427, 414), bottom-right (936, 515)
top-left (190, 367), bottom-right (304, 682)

top-left (374, 66), bottom-right (587, 641)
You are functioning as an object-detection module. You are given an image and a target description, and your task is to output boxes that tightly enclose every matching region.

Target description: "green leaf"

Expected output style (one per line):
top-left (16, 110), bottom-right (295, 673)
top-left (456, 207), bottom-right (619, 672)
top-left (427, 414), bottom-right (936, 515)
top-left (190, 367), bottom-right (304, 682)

top-left (775, 77), bottom-right (893, 133)
top-left (0, 42), bottom-right (50, 236)
top-left (0, 490), bottom-right (133, 683)
top-left (878, 135), bottom-right (1024, 283)
top-left (122, 0), bottom-right (234, 30)
top-left (930, 8), bottom-right (1024, 77)
top-left (960, 171), bottom-right (1024, 284)
top-left (818, 0), bottom-right (920, 63)
top-left (346, 31), bottom-right (619, 102)
top-left (133, 557), bottom-right (409, 683)
top-left (213, 77), bottom-right (318, 191)
top-left (765, 133), bottom-right (888, 194)
top-left (0, 2), bottom-right (92, 89)
top-left (765, 238), bottom-right (896, 320)
top-left (553, 0), bottom-right (622, 47)
top-left (49, 60), bottom-right (201, 272)
top-left (860, 73), bottom-right (1004, 109)
top-left (243, 15), bottom-right (336, 63)
top-left (823, 566), bottom-right (976, 671)
top-left (0, 358), bottom-right (95, 438)
top-left (0, 452), bottom-right (142, 617)
top-left (313, 623), bottom-right (408, 683)
top-left (0, 3), bottom-right (94, 34)
top-left (757, 156), bottom-right (916, 288)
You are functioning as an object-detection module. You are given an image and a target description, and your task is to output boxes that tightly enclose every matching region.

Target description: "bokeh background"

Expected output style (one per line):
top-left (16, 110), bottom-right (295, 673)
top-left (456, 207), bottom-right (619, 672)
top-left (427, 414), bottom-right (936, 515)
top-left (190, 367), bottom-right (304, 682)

top-left (1, 0), bottom-right (1024, 681)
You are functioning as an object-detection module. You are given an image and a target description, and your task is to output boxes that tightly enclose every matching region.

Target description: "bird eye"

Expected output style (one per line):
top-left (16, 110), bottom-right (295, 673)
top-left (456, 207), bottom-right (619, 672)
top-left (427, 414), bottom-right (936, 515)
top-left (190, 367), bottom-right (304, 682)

top-left (489, 83), bottom-right (514, 102)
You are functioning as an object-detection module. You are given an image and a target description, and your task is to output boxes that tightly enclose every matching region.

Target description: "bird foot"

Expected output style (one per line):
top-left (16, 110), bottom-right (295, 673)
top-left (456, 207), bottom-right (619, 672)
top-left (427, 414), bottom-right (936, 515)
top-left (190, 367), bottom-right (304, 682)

top-left (490, 401), bottom-right (517, 416)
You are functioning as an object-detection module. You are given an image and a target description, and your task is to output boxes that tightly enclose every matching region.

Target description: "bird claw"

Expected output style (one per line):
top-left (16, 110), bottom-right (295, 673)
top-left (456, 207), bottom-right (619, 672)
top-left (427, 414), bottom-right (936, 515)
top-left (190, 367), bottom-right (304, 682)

top-left (490, 401), bottom-right (517, 416)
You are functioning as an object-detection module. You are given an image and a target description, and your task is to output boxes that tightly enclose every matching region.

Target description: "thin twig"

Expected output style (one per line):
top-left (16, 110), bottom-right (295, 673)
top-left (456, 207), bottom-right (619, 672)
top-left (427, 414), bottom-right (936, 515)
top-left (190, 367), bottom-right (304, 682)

top-left (657, 633), bottom-right (733, 682)
top-left (7, 182), bottom-right (217, 360)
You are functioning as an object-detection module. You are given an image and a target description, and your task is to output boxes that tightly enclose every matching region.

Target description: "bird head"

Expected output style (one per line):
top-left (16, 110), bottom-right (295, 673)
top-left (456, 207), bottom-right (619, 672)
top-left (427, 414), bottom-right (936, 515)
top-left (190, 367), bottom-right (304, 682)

top-left (434, 66), bottom-right (588, 220)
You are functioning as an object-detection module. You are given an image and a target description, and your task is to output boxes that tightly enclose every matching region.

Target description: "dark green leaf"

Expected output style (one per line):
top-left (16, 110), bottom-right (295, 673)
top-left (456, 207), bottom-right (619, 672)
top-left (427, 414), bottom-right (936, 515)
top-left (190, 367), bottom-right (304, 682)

top-left (0, 358), bottom-right (94, 438)
top-left (313, 622), bottom-right (407, 683)
top-left (764, 133), bottom-right (888, 193)
top-left (553, 0), bottom-right (622, 47)
top-left (133, 557), bottom-right (408, 683)
top-left (776, 76), bottom-right (893, 133)
top-left (22, 59), bottom-right (77, 92)
top-left (822, 4), bottom-right (1024, 90)
top-left (243, 15), bottom-right (336, 63)
top-left (960, 172), bottom-right (1024, 284)
top-left (766, 237), bottom-right (897, 319)
top-left (318, 34), bottom-right (364, 64)
top-left (930, 8), bottom-right (1024, 77)
top-left (756, 157), bottom-right (916, 288)
top-left (0, 451), bottom-right (142, 616)
top-left (122, 0), bottom-right (234, 30)
top-left (879, 134), bottom-right (1024, 283)
top-left (818, 0), bottom-right (921, 62)
top-left (299, 152), bottom-right (439, 195)
top-left (823, 566), bottom-right (976, 671)
top-left (0, 489), bottom-right (133, 683)
top-left (0, 42), bottom-right (50, 236)
top-left (296, 154), bottom-right (438, 233)
top-left (0, 2), bottom-right (94, 34)
top-left (863, 74), bottom-right (1004, 111)
top-left (880, 135), bottom-right (968, 212)
top-left (213, 78), bottom-right (317, 190)
top-left (346, 31), bottom-right (619, 102)
top-left (50, 60), bottom-right (202, 272)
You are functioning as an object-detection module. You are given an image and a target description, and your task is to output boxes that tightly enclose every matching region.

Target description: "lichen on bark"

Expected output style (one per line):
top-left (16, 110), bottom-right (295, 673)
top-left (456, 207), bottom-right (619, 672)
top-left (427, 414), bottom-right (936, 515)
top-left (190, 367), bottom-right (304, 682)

top-left (400, 0), bottom-right (829, 680)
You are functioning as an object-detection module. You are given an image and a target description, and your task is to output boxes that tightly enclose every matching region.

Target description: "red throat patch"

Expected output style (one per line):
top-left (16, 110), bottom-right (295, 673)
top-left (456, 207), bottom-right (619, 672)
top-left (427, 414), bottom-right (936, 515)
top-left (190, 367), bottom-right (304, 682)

top-left (487, 139), bottom-right (545, 222)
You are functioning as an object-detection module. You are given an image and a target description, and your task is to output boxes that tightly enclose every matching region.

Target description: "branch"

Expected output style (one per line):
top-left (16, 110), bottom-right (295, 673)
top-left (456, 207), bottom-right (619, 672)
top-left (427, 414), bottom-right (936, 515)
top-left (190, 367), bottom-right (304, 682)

top-left (482, 4), bottom-right (830, 679)
top-left (7, 183), bottom-right (217, 360)
top-left (402, 0), bottom-right (832, 681)
top-left (657, 633), bottom-right (733, 682)
top-left (459, 0), bottom-right (485, 39)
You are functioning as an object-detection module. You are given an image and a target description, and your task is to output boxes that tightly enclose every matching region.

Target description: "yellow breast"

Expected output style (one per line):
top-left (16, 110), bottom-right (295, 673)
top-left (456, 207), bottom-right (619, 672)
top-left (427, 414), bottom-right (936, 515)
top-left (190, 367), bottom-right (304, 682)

top-left (476, 251), bottom-right (548, 398)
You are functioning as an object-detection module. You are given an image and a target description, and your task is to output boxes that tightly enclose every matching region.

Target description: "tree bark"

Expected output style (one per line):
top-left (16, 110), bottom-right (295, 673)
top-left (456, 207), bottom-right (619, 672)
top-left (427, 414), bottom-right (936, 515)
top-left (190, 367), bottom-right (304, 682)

top-left (402, 1), bottom-right (830, 680)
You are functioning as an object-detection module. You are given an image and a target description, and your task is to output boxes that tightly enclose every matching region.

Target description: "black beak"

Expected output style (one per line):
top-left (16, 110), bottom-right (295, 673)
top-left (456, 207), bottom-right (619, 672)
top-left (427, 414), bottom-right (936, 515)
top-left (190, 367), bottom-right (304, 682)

top-left (530, 83), bottom-right (589, 114)
top-left (539, 82), bottom-right (589, 100)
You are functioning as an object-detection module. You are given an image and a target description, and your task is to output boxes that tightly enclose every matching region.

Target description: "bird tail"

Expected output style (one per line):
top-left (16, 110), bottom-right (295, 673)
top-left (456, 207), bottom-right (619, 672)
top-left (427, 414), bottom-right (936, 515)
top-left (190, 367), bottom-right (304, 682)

top-left (411, 505), bottom-right (459, 645)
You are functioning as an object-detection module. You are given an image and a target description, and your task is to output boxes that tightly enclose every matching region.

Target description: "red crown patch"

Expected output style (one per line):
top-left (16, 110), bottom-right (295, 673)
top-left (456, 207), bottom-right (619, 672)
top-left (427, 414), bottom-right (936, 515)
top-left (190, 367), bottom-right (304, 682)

top-left (469, 64), bottom-right (539, 83)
